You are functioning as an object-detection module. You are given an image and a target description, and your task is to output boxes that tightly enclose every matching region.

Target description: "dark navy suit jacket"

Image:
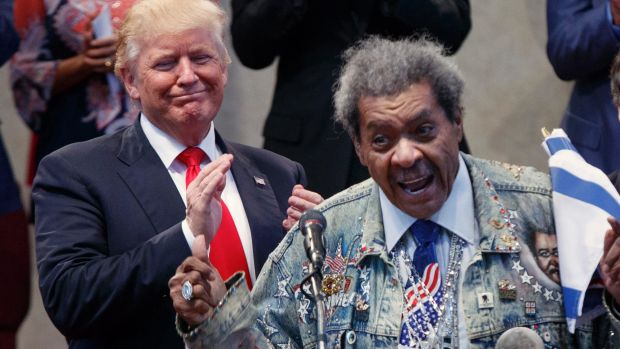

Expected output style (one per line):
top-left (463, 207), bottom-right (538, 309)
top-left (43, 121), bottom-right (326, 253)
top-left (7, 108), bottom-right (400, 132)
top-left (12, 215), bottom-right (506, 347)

top-left (547, 0), bottom-right (620, 174)
top-left (33, 120), bottom-right (306, 349)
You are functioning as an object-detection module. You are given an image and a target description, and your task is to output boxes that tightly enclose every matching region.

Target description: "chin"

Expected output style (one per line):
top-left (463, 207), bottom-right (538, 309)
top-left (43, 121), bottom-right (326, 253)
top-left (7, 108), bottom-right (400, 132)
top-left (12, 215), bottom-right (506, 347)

top-left (399, 201), bottom-right (441, 220)
top-left (177, 108), bottom-right (212, 121)
top-left (399, 192), bottom-right (444, 218)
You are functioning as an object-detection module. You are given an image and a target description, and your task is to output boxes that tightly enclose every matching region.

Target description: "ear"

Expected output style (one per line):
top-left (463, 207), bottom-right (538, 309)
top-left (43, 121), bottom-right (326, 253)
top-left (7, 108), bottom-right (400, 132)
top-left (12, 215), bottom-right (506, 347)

top-left (119, 67), bottom-right (140, 101)
top-left (453, 107), bottom-right (464, 143)
top-left (221, 63), bottom-right (228, 86)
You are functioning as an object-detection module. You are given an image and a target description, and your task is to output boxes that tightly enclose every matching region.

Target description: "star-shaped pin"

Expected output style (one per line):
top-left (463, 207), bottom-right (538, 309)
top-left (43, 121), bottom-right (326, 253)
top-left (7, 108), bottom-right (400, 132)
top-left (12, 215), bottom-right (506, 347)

top-left (274, 276), bottom-right (292, 299)
top-left (360, 267), bottom-right (371, 282)
top-left (520, 271), bottom-right (533, 284)
top-left (544, 289), bottom-right (554, 301)
top-left (532, 282), bottom-right (542, 293)
top-left (296, 298), bottom-right (310, 323)
top-left (512, 260), bottom-right (524, 272)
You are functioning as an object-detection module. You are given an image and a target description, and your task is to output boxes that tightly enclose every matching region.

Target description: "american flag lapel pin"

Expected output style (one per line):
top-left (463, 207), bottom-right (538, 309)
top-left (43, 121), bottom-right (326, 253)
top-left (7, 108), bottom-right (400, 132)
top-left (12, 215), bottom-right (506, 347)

top-left (254, 176), bottom-right (266, 186)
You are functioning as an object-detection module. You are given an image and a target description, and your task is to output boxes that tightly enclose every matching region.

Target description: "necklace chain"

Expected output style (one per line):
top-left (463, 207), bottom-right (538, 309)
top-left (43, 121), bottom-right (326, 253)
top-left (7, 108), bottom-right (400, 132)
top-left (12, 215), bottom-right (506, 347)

top-left (391, 232), bottom-right (465, 349)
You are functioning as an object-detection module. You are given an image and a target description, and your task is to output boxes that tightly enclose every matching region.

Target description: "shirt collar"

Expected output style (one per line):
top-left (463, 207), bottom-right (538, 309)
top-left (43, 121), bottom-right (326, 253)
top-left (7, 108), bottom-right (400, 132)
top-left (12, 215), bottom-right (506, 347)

top-left (140, 113), bottom-right (218, 168)
top-left (382, 154), bottom-right (476, 252)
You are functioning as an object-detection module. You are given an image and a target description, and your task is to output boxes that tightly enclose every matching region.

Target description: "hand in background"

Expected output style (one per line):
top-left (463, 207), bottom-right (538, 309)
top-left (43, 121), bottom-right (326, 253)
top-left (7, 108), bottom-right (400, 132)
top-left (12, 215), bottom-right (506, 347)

top-left (602, 217), bottom-right (620, 305)
top-left (52, 29), bottom-right (118, 95)
top-left (81, 31), bottom-right (118, 74)
top-left (282, 184), bottom-right (324, 230)
top-left (611, 0), bottom-right (620, 25)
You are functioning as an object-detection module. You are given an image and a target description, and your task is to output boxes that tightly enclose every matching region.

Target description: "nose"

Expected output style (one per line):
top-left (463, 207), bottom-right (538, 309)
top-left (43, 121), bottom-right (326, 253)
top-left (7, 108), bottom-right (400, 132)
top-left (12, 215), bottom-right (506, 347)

top-left (177, 57), bottom-right (198, 86)
top-left (391, 138), bottom-right (422, 168)
top-left (550, 255), bottom-right (559, 266)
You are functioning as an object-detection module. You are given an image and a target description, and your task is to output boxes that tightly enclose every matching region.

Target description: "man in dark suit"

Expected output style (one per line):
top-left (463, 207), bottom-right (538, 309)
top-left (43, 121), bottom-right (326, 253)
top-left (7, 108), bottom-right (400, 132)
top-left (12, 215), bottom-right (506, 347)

top-left (547, 0), bottom-right (620, 174)
top-left (231, 0), bottom-right (471, 198)
top-left (32, 1), bottom-right (315, 348)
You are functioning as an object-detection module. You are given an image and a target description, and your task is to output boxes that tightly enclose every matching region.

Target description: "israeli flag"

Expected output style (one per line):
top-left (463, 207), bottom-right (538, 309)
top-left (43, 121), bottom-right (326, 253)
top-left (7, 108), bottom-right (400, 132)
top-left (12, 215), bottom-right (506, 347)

top-left (542, 129), bottom-right (620, 333)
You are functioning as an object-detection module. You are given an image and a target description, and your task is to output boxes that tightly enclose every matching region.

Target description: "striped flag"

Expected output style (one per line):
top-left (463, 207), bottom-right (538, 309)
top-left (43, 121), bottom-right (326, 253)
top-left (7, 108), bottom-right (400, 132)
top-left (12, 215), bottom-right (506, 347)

top-left (542, 128), bottom-right (620, 333)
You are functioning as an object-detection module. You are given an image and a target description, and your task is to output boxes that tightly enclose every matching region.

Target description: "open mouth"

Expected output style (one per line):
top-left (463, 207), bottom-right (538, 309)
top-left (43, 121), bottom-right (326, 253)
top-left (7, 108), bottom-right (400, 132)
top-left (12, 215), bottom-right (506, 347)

top-left (398, 175), bottom-right (433, 195)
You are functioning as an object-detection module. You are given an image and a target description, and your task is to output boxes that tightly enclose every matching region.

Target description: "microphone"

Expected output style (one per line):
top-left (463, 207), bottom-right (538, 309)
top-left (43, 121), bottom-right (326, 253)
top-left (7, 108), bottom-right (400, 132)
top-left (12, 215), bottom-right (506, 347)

top-left (299, 209), bottom-right (327, 349)
top-left (300, 209), bottom-right (327, 271)
top-left (495, 327), bottom-right (544, 349)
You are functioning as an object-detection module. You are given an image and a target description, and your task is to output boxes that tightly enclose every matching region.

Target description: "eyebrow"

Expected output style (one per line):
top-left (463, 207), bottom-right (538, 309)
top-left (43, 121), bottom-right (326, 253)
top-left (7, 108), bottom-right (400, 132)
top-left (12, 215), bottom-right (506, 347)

top-left (365, 108), bottom-right (433, 131)
top-left (188, 45), bottom-right (214, 53)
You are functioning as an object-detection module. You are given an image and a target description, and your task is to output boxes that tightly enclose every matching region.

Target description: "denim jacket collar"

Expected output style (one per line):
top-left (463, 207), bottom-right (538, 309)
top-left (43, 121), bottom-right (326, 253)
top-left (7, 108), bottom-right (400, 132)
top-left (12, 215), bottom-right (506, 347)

top-left (463, 154), bottom-right (522, 254)
top-left (356, 183), bottom-right (392, 266)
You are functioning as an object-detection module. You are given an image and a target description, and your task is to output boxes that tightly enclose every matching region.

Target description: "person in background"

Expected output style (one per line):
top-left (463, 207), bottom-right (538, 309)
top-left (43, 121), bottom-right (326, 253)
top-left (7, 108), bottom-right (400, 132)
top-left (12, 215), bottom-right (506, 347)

top-left (230, 0), bottom-right (471, 199)
top-left (32, 0), bottom-right (318, 348)
top-left (608, 50), bottom-right (620, 191)
top-left (0, 0), bottom-right (30, 348)
top-left (11, 0), bottom-right (139, 185)
top-left (547, 0), bottom-right (620, 174)
top-left (171, 37), bottom-right (620, 348)
top-left (601, 52), bottom-right (620, 349)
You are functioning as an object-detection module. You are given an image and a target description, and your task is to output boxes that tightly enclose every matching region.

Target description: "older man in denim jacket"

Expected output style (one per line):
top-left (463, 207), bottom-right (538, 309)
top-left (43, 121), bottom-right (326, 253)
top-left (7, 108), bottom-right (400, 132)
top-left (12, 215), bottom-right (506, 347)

top-left (170, 37), bottom-right (620, 348)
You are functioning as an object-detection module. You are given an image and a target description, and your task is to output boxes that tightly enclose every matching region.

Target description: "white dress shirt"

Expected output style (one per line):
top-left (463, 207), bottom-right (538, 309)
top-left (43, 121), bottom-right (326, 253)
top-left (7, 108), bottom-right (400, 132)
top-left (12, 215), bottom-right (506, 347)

top-left (141, 115), bottom-right (256, 282)
top-left (381, 154), bottom-right (478, 348)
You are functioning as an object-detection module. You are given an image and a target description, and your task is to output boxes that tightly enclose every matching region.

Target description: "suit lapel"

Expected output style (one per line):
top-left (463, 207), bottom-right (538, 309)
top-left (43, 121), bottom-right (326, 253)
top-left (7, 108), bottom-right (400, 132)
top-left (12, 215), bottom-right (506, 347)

top-left (216, 134), bottom-right (284, 272)
top-left (116, 122), bottom-right (186, 234)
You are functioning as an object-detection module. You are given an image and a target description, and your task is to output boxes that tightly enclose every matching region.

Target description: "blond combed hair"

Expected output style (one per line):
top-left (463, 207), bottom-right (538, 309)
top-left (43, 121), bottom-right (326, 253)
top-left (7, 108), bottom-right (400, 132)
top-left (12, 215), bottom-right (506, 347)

top-left (115, 0), bottom-right (231, 76)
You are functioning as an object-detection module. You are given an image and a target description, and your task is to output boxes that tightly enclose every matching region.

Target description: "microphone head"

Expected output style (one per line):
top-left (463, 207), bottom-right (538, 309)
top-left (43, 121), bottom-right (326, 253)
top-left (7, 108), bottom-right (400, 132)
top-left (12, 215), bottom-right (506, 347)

top-left (299, 209), bottom-right (327, 234)
top-left (495, 327), bottom-right (544, 349)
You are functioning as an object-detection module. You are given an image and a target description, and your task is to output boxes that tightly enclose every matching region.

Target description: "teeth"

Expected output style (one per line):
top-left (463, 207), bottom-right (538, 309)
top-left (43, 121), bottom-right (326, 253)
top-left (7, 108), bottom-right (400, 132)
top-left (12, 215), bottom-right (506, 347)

top-left (404, 187), bottom-right (420, 194)
top-left (400, 176), bottom-right (430, 193)
top-left (403, 186), bottom-right (424, 195)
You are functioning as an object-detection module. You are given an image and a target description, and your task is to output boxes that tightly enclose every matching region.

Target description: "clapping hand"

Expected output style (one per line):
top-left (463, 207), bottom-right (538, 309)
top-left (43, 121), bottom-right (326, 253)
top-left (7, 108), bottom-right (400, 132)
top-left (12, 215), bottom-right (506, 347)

top-left (601, 217), bottom-right (620, 305)
top-left (282, 184), bottom-right (324, 231)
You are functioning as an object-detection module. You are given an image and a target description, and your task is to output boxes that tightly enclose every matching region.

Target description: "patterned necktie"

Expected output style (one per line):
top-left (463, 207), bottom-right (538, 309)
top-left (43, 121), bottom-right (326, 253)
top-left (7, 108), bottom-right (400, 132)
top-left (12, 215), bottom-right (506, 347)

top-left (399, 219), bottom-right (443, 346)
top-left (177, 147), bottom-right (252, 289)
top-left (412, 219), bottom-right (441, 276)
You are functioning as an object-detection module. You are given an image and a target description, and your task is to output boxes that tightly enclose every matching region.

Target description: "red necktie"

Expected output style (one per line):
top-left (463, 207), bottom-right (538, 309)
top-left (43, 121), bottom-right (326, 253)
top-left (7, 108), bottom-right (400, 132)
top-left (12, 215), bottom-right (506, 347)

top-left (177, 147), bottom-right (252, 289)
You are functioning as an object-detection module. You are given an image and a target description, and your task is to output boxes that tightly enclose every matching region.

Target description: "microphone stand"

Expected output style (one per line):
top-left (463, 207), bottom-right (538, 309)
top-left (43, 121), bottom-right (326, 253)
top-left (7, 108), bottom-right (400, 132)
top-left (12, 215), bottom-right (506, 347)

top-left (301, 267), bottom-right (326, 349)
top-left (300, 210), bottom-right (328, 349)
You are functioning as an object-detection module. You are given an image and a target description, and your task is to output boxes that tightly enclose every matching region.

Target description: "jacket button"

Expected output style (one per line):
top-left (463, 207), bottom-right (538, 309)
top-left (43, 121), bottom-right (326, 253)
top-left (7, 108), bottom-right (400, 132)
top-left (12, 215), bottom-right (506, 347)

top-left (345, 330), bottom-right (356, 344)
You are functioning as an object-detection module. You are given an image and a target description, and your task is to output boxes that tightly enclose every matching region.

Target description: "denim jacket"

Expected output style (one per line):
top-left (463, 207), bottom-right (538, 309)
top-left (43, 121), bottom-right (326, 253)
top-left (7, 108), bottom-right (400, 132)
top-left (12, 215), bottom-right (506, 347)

top-left (183, 154), bottom-right (620, 348)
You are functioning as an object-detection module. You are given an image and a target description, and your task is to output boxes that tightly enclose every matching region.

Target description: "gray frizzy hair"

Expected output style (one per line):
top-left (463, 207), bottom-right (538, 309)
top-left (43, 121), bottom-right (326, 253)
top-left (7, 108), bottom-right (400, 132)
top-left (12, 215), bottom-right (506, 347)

top-left (333, 36), bottom-right (465, 140)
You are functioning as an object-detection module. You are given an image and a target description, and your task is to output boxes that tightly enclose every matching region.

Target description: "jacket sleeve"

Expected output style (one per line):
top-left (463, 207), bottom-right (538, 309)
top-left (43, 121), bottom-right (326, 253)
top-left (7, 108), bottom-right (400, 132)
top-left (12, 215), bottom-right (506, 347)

top-left (181, 273), bottom-right (271, 349)
top-left (9, 0), bottom-right (61, 131)
top-left (378, 0), bottom-right (471, 54)
top-left (33, 152), bottom-right (190, 338)
top-left (230, 0), bottom-right (308, 69)
top-left (546, 0), bottom-right (620, 81)
top-left (184, 239), bottom-right (303, 348)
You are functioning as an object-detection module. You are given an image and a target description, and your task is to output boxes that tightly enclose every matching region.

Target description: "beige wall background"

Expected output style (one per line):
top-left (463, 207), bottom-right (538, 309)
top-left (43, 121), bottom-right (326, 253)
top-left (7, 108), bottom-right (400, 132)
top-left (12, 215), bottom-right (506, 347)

top-left (0, 1), bottom-right (572, 347)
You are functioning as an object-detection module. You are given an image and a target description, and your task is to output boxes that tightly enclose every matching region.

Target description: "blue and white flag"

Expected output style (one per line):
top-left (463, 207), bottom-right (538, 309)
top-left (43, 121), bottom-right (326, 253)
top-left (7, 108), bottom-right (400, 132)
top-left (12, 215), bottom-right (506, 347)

top-left (542, 128), bottom-right (620, 333)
